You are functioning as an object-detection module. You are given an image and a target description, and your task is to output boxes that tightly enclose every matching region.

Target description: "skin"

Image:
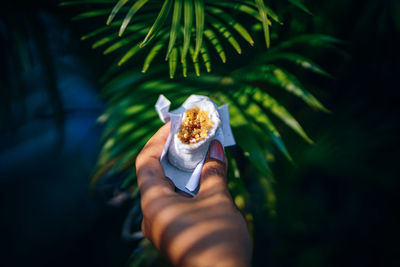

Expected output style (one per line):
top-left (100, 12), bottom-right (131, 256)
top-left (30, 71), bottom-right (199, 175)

top-left (136, 122), bottom-right (251, 267)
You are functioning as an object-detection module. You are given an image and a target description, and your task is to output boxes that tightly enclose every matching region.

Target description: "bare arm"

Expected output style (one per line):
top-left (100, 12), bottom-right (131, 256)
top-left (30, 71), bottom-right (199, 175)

top-left (136, 123), bottom-right (251, 266)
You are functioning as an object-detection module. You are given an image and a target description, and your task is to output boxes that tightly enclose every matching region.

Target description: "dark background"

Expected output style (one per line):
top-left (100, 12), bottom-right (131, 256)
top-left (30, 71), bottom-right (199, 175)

top-left (1, 0), bottom-right (399, 266)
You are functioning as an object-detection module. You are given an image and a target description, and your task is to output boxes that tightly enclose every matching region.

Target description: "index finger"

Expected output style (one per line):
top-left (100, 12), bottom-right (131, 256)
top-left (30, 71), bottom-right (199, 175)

top-left (136, 122), bottom-right (174, 197)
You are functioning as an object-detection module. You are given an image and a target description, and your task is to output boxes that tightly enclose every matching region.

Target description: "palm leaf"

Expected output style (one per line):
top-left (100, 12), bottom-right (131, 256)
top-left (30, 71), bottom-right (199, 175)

top-left (231, 91), bottom-right (293, 162)
top-left (189, 45), bottom-right (201, 76)
top-left (208, 17), bottom-right (241, 54)
top-left (140, 0), bottom-right (173, 48)
top-left (181, 50), bottom-right (188, 77)
top-left (92, 24), bottom-right (147, 51)
top-left (107, 0), bottom-right (129, 25)
top-left (169, 47), bottom-right (178, 78)
top-left (207, 6), bottom-right (254, 46)
top-left (142, 34), bottom-right (168, 72)
top-left (251, 88), bottom-right (313, 144)
top-left (72, 9), bottom-right (111, 20)
top-left (118, 43), bottom-right (141, 66)
top-left (288, 0), bottom-right (312, 15)
top-left (193, 0), bottom-right (205, 61)
top-left (204, 28), bottom-right (226, 63)
top-left (60, 0), bottom-right (112, 6)
top-left (166, 0), bottom-right (182, 60)
top-left (119, 0), bottom-right (149, 36)
top-left (270, 34), bottom-right (343, 52)
top-left (67, 0), bottom-right (286, 75)
top-left (255, 0), bottom-right (270, 48)
top-left (199, 43), bottom-right (211, 72)
top-left (260, 52), bottom-right (332, 77)
top-left (267, 65), bottom-right (330, 112)
top-left (80, 21), bottom-right (120, 40)
top-left (181, 0), bottom-right (194, 63)
top-left (103, 31), bottom-right (143, 54)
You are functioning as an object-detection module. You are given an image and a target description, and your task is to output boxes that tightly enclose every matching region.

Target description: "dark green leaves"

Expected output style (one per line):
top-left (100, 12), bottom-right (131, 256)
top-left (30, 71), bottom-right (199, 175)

top-left (289, 0), bottom-right (312, 15)
top-left (67, 0), bottom-right (283, 76)
top-left (193, 0), bottom-right (205, 61)
top-left (255, 0), bottom-right (270, 48)
top-left (140, 0), bottom-right (173, 48)
top-left (166, 0), bottom-right (182, 60)
top-left (119, 0), bottom-right (149, 37)
top-left (181, 0), bottom-right (194, 62)
top-left (107, 0), bottom-right (129, 25)
top-left (88, 32), bottom-right (339, 265)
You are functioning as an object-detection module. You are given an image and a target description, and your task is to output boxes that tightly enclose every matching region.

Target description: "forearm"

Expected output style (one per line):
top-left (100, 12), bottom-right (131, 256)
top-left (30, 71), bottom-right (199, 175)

top-left (178, 244), bottom-right (250, 267)
top-left (165, 213), bottom-right (251, 266)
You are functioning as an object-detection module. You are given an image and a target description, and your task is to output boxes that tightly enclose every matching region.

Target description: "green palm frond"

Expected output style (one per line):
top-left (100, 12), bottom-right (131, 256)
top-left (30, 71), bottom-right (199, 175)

top-left (81, 20), bottom-right (341, 265)
top-left (92, 34), bottom-right (339, 207)
top-left (62, 0), bottom-right (283, 77)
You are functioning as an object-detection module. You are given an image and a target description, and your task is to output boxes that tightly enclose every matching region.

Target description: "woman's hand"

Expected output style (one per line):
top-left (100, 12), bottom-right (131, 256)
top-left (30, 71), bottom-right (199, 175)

top-left (136, 122), bottom-right (251, 266)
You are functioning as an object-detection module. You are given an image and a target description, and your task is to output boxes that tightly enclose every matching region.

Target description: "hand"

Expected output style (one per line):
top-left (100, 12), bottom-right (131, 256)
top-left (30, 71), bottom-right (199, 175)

top-left (136, 122), bottom-right (251, 267)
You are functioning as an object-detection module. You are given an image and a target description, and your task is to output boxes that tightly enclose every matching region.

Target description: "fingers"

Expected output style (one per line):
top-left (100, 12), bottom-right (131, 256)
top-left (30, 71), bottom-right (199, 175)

top-left (198, 140), bottom-right (229, 196)
top-left (136, 122), bottom-right (175, 198)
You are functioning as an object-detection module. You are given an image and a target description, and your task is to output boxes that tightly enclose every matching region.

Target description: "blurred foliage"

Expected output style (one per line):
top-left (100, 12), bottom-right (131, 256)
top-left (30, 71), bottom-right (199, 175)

top-left (62, 0), bottom-right (345, 265)
top-left (0, 9), bottom-right (64, 141)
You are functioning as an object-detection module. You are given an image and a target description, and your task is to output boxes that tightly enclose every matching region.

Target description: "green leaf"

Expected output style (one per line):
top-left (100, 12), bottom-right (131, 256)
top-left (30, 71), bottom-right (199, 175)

top-left (102, 25), bottom-right (149, 54)
top-left (207, 6), bottom-right (254, 46)
top-left (92, 32), bottom-right (119, 49)
top-left (204, 28), bottom-right (226, 63)
top-left (200, 43), bottom-right (211, 72)
top-left (211, 2), bottom-right (261, 21)
top-left (91, 23), bottom-right (147, 49)
top-left (169, 47), bottom-right (178, 78)
top-left (181, 0), bottom-right (194, 63)
top-left (80, 21), bottom-right (121, 40)
top-left (271, 34), bottom-right (343, 52)
top-left (288, 0), bottom-right (312, 15)
top-left (232, 92), bottom-right (293, 162)
top-left (60, 0), bottom-right (111, 6)
top-left (118, 43), bottom-right (141, 66)
top-left (208, 17), bottom-right (241, 54)
top-left (255, 0), bottom-right (270, 48)
top-left (119, 0), bottom-right (149, 36)
top-left (107, 0), bottom-right (129, 25)
top-left (140, 0), bottom-right (173, 48)
top-left (181, 49), bottom-right (188, 77)
top-left (103, 32), bottom-right (142, 54)
top-left (252, 88), bottom-right (313, 144)
top-left (193, 0), bottom-right (205, 61)
top-left (233, 125), bottom-right (272, 178)
top-left (268, 65), bottom-right (330, 112)
top-left (263, 4), bottom-right (281, 24)
top-left (211, 1), bottom-right (281, 24)
top-left (189, 46), bottom-right (201, 76)
top-left (261, 52), bottom-right (332, 77)
top-left (166, 0), bottom-right (182, 60)
top-left (72, 9), bottom-right (111, 21)
top-left (142, 35), bottom-right (168, 72)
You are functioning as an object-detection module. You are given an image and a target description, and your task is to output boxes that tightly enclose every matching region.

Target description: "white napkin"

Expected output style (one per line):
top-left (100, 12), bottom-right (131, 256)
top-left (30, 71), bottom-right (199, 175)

top-left (155, 94), bottom-right (236, 196)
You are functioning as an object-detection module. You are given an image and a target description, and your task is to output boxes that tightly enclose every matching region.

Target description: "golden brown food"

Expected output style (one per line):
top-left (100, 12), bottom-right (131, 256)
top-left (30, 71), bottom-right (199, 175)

top-left (178, 106), bottom-right (213, 145)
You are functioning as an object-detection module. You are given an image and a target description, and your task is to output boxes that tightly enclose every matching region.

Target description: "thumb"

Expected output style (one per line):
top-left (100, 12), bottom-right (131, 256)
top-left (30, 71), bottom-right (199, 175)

top-left (198, 140), bottom-right (228, 196)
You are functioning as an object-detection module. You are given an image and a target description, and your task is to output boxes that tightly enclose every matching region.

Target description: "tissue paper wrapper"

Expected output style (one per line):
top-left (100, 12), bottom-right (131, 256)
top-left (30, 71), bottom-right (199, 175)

top-left (155, 94), bottom-right (235, 196)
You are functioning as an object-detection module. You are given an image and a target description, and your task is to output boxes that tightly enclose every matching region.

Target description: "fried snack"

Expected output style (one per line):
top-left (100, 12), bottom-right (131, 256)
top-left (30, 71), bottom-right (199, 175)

top-left (167, 99), bottom-right (221, 171)
top-left (177, 107), bottom-right (213, 145)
